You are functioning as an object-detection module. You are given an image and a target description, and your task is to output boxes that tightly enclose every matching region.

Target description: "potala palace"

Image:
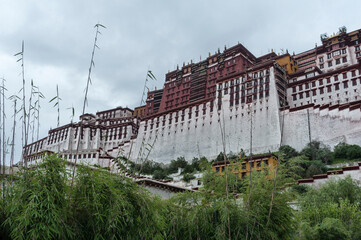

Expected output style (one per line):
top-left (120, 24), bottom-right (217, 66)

top-left (24, 26), bottom-right (361, 167)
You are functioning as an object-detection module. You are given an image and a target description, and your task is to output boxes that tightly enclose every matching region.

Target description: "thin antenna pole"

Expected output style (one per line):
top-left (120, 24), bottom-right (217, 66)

top-left (2, 79), bottom-right (5, 176)
top-left (10, 99), bottom-right (17, 173)
top-left (57, 85), bottom-right (60, 127)
top-left (36, 88), bottom-right (40, 141)
top-left (0, 78), bottom-right (2, 175)
top-left (21, 42), bottom-right (27, 167)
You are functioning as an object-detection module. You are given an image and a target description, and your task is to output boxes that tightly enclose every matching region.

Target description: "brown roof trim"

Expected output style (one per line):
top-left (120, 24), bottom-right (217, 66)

top-left (329, 104), bottom-right (340, 111)
top-left (342, 165), bottom-right (360, 171)
top-left (339, 103), bottom-right (350, 110)
top-left (327, 170), bottom-right (344, 175)
top-left (298, 178), bottom-right (314, 184)
top-left (289, 103), bottom-right (315, 112)
top-left (350, 104), bottom-right (361, 111)
top-left (313, 174), bottom-right (328, 179)
top-left (319, 104), bottom-right (330, 110)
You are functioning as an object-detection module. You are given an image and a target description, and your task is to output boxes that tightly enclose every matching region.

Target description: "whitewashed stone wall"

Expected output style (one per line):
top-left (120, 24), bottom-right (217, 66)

top-left (129, 66), bottom-right (283, 163)
top-left (282, 106), bottom-right (361, 152)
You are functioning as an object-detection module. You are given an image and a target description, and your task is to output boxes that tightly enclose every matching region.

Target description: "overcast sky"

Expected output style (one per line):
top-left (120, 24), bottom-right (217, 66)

top-left (1, 0), bottom-right (361, 163)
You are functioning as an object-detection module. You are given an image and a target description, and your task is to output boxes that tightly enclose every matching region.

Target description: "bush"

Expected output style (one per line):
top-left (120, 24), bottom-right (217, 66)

top-left (183, 173), bottom-right (196, 183)
top-left (279, 145), bottom-right (298, 160)
top-left (334, 142), bottom-right (349, 159)
top-left (346, 144), bottom-right (361, 159)
top-left (301, 141), bottom-right (333, 164)
top-left (334, 142), bottom-right (361, 160)
top-left (152, 170), bottom-right (168, 180)
top-left (297, 176), bottom-right (361, 239)
top-left (215, 152), bottom-right (225, 162)
top-left (168, 157), bottom-right (188, 174)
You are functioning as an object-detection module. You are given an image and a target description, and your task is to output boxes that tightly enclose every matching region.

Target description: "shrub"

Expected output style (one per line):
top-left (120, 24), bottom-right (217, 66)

top-left (333, 142), bottom-right (349, 159)
top-left (168, 157), bottom-right (188, 174)
top-left (279, 145), bottom-right (298, 160)
top-left (152, 170), bottom-right (168, 180)
top-left (301, 141), bottom-right (333, 164)
top-left (346, 144), bottom-right (361, 159)
top-left (334, 142), bottom-right (361, 160)
top-left (183, 173), bottom-right (196, 183)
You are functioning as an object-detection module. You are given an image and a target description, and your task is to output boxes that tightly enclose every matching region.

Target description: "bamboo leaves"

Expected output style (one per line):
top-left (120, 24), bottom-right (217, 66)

top-left (49, 85), bottom-right (61, 127)
top-left (140, 69), bottom-right (157, 106)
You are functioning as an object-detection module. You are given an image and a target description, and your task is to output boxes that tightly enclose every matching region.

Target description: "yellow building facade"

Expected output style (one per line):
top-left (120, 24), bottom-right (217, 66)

top-left (212, 153), bottom-right (278, 178)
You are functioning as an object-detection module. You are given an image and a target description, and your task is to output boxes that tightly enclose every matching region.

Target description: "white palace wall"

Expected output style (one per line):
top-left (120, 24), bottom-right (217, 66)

top-left (282, 106), bottom-right (361, 152)
top-left (129, 66), bottom-right (283, 163)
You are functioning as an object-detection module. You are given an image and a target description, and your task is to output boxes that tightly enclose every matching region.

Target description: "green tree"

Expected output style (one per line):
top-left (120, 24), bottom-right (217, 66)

top-left (301, 141), bottom-right (333, 164)
top-left (168, 156), bottom-right (188, 174)
top-left (279, 145), bottom-right (298, 160)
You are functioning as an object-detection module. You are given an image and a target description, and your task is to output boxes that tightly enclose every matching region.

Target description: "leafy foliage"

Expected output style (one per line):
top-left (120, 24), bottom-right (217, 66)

top-left (2, 154), bottom-right (73, 240)
top-left (296, 176), bottom-right (361, 240)
top-left (334, 142), bottom-right (361, 160)
top-left (279, 145), bottom-right (298, 160)
top-left (300, 141), bottom-right (332, 164)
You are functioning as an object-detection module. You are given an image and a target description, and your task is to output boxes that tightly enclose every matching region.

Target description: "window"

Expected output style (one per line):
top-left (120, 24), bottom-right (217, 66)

top-left (327, 86), bottom-right (332, 92)
top-left (352, 79), bottom-right (357, 86)
top-left (319, 79), bottom-right (323, 86)
top-left (320, 64), bottom-right (324, 69)
top-left (355, 46), bottom-right (360, 51)
top-left (312, 89), bottom-right (317, 96)
top-left (327, 78), bottom-right (331, 84)
top-left (292, 86), bottom-right (296, 93)
top-left (335, 83), bottom-right (340, 90)
top-left (328, 61), bottom-right (332, 67)
top-left (293, 94), bottom-right (297, 101)
top-left (312, 81), bottom-right (316, 87)
top-left (334, 75), bottom-right (338, 81)
top-left (327, 53), bottom-right (332, 59)
top-left (352, 71), bottom-right (356, 77)
top-left (343, 81), bottom-right (348, 88)
top-left (319, 87), bottom-right (324, 94)
top-left (299, 85), bottom-right (303, 91)
top-left (299, 92), bottom-right (303, 99)
top-left (343, 73), bottom-right (347, 79)
top-left (305, 83), bottom-right (309, 89)
top-left (336, 58), bottom-right (340, 65)
top-left (319, 57), bottom-right (324, 62)
top-left (342, 48), bottom-right (347, 54)
top-left (305, 91), bottom-right (310, 98)
top-left (342, 57), bottom-right (347, 63)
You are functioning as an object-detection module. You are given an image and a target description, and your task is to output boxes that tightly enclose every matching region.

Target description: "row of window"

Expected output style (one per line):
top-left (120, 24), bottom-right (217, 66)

top-left (292, 79), bottom-right (360, 101)
top-left (218, 77), bottom-right (270, 90)
top-left (320, 56), bottom-right (347, 69)
top-left (292, 70), bottom-right (358, 93)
